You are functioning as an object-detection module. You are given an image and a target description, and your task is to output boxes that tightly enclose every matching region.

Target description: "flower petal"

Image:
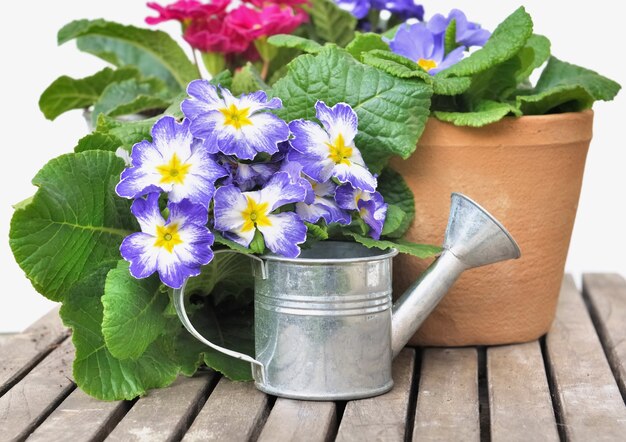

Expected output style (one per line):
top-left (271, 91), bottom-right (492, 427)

top-left (120, 232), bottom-right (159, 279)
top-left (314, 101), bottom-right (359, 145)
top-left (333, 162), bottom-right (377, 192)
top-left (296, 197), bottom-right (351, 224)
top-left (259, 171), bottom-right (307, 211)
top-left (130, 193), bottom-right (165, 233)
top-left (258, 212), bottom-right (307, 258)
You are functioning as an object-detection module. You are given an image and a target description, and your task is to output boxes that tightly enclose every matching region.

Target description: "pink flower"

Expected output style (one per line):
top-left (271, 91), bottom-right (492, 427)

top-left (184, 17), bottom-right (253, 54)
top-left (245, 0), bottom-right (310, 8)
top-left (145, 0), bottom-right (229, 25)
top-left (227, 4), bottom-right (308, 40)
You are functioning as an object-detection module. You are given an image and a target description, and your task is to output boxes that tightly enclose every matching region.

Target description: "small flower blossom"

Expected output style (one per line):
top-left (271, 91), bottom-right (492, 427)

top-left (227, 4), bottom-right (308, 40)
top-left (116, 116), bottom-right (228, 207)
top-left (387, 23), bottom-right (465, 75)
top-left (183, 17), bottom-right (252, 54)
top-left (371, 0), bottom-right (424, 20)
top-left (334, 0), bottom-right (370, 19)
top-left (296, 177), bottom-right (351, 225)
top-left (213, 172), bottom-right (307, 257)
top-left (427, 9), bottom-right (491, 48)
top-left (288, 101), bottom-right (377, 192)
top-left (120, 193), bottom-right (215, 288)
top-left (336, 183), bottom-right (387, 239)
top-left (145, 0), bottom-right (229, 26)
top-left (220, 156), bottom-right (281, 191)
top-left (182, 82), bottom-right (290, 160)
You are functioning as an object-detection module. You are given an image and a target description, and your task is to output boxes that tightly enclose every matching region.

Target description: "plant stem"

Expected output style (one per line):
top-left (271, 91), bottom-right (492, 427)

top-left (191, 48), bottom-right (203, 79)
top-left (261, 59), bottom-right (270, 81)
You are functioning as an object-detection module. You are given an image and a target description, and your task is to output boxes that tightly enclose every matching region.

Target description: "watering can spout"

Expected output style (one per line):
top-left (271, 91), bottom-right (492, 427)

top-left (391, 193), bottom-right (521, 358)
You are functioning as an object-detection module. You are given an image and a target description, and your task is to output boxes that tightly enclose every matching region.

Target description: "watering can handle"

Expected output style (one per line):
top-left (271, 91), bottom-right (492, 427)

top-left (172, 249), bottom-right (267, 383)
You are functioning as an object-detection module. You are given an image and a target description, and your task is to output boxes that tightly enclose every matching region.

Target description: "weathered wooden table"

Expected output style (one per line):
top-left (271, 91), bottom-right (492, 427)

top-left (2, 274), bottom-right (626, 442)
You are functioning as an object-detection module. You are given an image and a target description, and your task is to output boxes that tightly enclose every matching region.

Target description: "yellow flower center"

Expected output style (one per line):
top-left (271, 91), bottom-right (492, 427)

top-left (156, 153), bottom-right (192, 185)
top-left (220, 104), bottom-right (253, 130)
top-left (154, 224), bottom-right (183, 253)
top-left (417, 58), bottom-right (438, 72)
top-left (241, 196), bottom-right (272, 232)
top-left (326, 133), bottom-right (353, 165)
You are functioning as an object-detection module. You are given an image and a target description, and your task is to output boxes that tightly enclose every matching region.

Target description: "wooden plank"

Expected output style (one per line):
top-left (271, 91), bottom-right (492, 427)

top-left (488, 341), bottom-right (559, 442)
top-left (183, 377), bottom-right (269, 442)
top-left (545, 275), bottom-right (626, 441)
top-left (257, 399), bottom-right (337, 442)
top-left (106, 373), bottom-right (215, 442)
top-left (413, 347), bottom-right (479, 442)
top-left (0, 339), bottom-right (75, 442)
top-left (0, 334), bottom-right (15, 345)
top-left (336, 348), bottom-right (415, 442)
top-left (583, 273), bottom-right (626, 400)
top-left (27, 389), bottom-right (129, 442)
top-left (0, 307), bottom-right (69, 395)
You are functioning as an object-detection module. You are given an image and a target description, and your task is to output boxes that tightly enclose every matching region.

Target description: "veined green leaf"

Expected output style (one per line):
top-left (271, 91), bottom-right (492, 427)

top-left (381, 204), bottom-right (406, 237)
top-left (102, 261), bottom-right (170, 360)
top-left (434, 100), bottom-right (521, 127)
top-left (231, 63), bottom-right (269, 95)
top-left (361, 50), bottom-right (432, 82)
top-left (272, 47), bottom-right (432, 172)
top-left (39, 67), bottom-right (139, 120)
top-left (515, 34), bottom-right (551, 83)
top-left (9, 151), bottom-right (136, 302)
top-left (432, 76), bottom-right (472, 96)
top-left (58, 19), bottom-right (198, 91)
top-left (377, 168), bottom-right (415, 238)
top-left (310, 0), bottom-right (357, 47)
top-left (346, 233), bottom-right (442, 258)
top-left (438, 7), bottom-right (533, 78)
top-left (268, 34), bottom-right (322, 54)
top-left (346, 33), bottom-right (389, 61)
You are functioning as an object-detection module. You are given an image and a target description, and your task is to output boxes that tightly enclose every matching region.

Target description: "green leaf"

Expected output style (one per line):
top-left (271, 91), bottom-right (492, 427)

top-left (377, 168), bottom-right (415, 238)
top-left (91, 78), bottom-right (171, 125)
top-left (102, 261), bottom-right (169, 360)
top-left (438, 7), bottom-right (533, 78)
top-left (58, 19), bottom-right (198, 91)
top-left (381, 204), bottom-right (406, 237)
top-left (210, 70), bottom-right (234, 89)
top-left (310, 0), bottom-right (357, 47)
top-left (231, 63), bottom-right (269, 96)
top-left (444, 19), bottom-right (458, 56)
top-left (516, 56), bottom-right (621, 114)
top-left (433, 100), bottom-right (521, 127)
top-left (268, 34), bottom-right (322, 54)
top-left (432, 76), bottom-right (472, 96)
top-left (60, 270), bottom-right (179, 401)
top-left (39, 67), bottom-right (139, 120)
top-left (346, 33), bottom-right (389, 61)
top-left (305, 222), bottom-right (329, 241)
top-left (272, 47), bottom-right (432, 172)
top-left (361, 50), bottom-right (432, 82)
top-left (464, 55), bottom-right (523, 103)
top-left (75, 131), bottom-right (122, 153)
top-left (346, 233), bottom-right (442, 259)
top-left (9, 151), bottom-right (136, 302)
top-left (249, 230), bottom-right (266, 254)
top-left (515, 34), bottom-right (551, 83)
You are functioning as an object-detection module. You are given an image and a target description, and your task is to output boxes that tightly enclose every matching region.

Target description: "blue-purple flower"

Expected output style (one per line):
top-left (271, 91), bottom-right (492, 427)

top-left (116, 116), bottom-right (227, 207)
top-left (427, 9), bottom-right (491, 48)
top-left (288, 101), bottom-right (377, 192)
top-left (182, 81), bottom-right (290, 160)
top-left (334, 0), bottom-right (370, 19)
top-left (387, 23), bottom-right (465, 75)
top-left (219, 156), bottom-right (281, 192)
top-left (120, 193), bottom-right (215, 289)
top-left (296, 177), bottom-right (351, 225)
top-left (336, 183), bottom-right (387, 239)
top-left (213, 172), bottom-right (308, 257)
top-left (371, 0), bottom-right (424, 20)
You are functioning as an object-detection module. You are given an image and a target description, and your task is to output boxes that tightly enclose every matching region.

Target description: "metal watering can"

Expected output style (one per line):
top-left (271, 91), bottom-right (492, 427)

top-left (174, 193), bottom-right (521, 400)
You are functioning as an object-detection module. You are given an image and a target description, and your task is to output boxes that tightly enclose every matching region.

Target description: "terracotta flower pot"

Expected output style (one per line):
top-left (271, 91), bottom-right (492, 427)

top-left (390, 110), bottom-right (594, 346)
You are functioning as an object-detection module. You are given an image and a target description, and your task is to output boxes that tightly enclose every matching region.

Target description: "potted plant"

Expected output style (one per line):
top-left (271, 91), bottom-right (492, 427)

top-left (9, 0), bottom-right (619, 400)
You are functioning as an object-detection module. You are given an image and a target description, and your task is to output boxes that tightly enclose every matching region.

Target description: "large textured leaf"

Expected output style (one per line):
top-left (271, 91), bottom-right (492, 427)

top-left (361, 50), bottom-right (432, 82)
top-left (515, 34), bottom-right (551, 83)
top-left (91, 78), bottom-right (172, 125)
top-left (377, 168), bottom-right (415, 239)
top-left (102, 261), bottom-right (170, 360)
top-left (434, 100), bottom-right (520, 127)
top-left (39, 67), bottom-right (139, 120)
top-left (58, 19), bottom-right (198, 91)
top-left (9, 151), bottom-right (136, 302)
top-left (438, 7), bottom-right (533, 78)
top-left (272, 47), bottom-right (432, 171)
top-left (432, 76), bottom-right (472, 96)
top-left (310, 0), bottom-right (357, 46)
top-left (268, 34), bottom-right (322, 54)
top-left (516, 57), bottom-right (621, 114)
top-left (346, 233), bottom-right (442, 258)
top-left (60, 269), bottom-right (179, 401)
top-left (231, 63), bottom-right (269, 96)
top-left (346, 33), bottom-right (390, 61)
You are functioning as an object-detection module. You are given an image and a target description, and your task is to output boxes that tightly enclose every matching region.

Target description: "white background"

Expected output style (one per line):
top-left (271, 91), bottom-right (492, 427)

top-left (1, 1), bottom-right (624, 332)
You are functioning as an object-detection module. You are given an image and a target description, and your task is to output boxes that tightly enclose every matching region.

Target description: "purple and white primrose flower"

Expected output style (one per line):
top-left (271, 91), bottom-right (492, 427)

top-left (334, 0), bottom-right (370, 19)
top-left (387, 23), bottom-right (465, 75)
top-left (116, 116), bottom-right (227, 207)
top-left (371, 0), bottom-right (424, 20)
top-left (213, 172), bottom-right (308, 258)
top-left (336, 183), bottom-right (388, 240)
top-left (427, 9), bottom-right (491, 49)
top-left (296, 177), bottom-right (351, 225)
top-left (219, 156), bottom-right (281, 192)
top-left (181, 81), bottom-right (290, 160)
top-left (288, 101), bottom-right (377, 192)
top-left (120, 193), bottom-right (215, 289)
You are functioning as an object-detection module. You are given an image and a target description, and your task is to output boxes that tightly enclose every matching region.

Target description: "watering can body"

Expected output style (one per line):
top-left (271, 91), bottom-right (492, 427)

top-left (174, 193), bottom-right (521, 400)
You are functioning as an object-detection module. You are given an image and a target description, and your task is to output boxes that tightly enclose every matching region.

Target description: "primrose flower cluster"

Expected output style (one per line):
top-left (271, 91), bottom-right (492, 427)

top-left (115, 83), bottom-right (387, 288)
